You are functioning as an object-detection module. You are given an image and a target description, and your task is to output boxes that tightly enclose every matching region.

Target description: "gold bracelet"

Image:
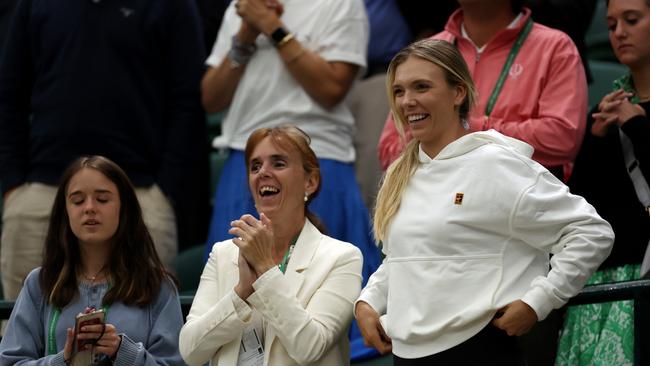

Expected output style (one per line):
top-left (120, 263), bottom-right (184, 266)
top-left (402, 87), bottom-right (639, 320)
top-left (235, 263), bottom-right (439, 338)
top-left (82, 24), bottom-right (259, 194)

top-left (276, 33), bottom-right (294, 48)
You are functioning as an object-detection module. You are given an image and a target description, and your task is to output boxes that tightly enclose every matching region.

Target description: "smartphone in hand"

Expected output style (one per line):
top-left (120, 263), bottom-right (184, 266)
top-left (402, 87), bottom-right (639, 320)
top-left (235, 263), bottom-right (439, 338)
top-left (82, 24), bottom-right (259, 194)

top-left (72, 309), bottom-right (106, 355)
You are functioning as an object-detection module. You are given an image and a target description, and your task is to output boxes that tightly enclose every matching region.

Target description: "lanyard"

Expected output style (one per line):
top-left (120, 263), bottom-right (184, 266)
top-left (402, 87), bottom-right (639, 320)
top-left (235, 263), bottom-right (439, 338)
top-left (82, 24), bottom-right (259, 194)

top-left (484, 17), bottom-right (533, 117)
top-left (47, 304), bottom-right (109, 355)
top-left (47, 308), bottom-right (61, 355)
top-left (278, 236), bottom-right (299, 274)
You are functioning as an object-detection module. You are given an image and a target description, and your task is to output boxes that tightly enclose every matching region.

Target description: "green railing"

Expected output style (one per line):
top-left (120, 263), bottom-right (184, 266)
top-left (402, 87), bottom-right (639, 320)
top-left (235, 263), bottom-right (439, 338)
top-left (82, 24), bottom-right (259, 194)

top-left (1, 280), bottom-right (648, 365)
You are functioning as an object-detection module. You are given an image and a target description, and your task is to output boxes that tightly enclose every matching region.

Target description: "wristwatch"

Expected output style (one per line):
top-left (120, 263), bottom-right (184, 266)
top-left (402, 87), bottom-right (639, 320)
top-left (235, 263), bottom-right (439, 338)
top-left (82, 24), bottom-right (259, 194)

top-left (270, 27), bottom-right (293, 48)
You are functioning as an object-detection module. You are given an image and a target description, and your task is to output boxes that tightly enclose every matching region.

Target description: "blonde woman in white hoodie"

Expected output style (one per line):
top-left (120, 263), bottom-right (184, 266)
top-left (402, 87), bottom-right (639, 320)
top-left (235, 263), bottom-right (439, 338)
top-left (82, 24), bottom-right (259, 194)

top-left (354, 39), bottom-right (614, 365)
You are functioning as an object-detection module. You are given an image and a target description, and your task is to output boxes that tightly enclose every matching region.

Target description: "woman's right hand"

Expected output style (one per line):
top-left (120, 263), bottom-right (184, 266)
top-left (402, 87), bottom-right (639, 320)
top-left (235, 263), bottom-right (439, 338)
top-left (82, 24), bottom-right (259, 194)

top-left (355, 301), bottom-right (392, 355)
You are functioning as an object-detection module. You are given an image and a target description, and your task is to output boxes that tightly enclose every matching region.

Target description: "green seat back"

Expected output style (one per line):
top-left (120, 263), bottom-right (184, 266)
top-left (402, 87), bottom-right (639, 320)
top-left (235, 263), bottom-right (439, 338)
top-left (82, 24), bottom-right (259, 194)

top-left (588, 60), bottom-right (628, 109)
top-left (586, 0), bottom-right (617, 62)
top-left (174, 245), bottom-right (205, 295)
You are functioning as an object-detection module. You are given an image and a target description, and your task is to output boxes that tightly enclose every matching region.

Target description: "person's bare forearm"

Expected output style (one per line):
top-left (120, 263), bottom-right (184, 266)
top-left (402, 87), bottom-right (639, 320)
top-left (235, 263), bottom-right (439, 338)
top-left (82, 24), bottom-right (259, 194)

top-left (201, 62), bottom-right (243, 113)
top-left (277, 39), bottom-right (358, 109)
top-left (251, 15), bottom-right (358, 110)
top-left (201, 27), bottom-right (258, 113)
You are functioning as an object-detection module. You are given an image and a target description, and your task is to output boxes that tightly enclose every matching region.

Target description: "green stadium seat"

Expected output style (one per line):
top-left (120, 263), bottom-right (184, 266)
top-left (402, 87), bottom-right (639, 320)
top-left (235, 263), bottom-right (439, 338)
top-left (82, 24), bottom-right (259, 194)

top-left (586, 0), bottom-right (617, 62)
top-left (174, 244), bottom-right (205, 296)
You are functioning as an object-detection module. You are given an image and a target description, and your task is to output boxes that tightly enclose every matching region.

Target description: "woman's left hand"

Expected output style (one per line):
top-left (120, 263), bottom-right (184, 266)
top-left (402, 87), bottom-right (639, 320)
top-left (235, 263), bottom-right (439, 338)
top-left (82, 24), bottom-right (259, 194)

top-left (612, 97), bottom-right (646, 126)
top-left (229, 214), bottom-right (276, 276)
top-left (77, 323), bottom-right (122, 358)
top-left (234, 252), bottom-right (257, 299)
top-left (491, 300), bottom-right (538, 336)
top-left (594, 90), bottom-right (646, 129)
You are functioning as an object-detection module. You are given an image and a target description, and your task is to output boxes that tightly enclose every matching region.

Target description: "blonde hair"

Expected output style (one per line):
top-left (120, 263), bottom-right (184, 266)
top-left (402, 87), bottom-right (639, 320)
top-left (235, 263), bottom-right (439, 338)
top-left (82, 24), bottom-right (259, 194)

top-left (373, 39), bottom-right (476, 242)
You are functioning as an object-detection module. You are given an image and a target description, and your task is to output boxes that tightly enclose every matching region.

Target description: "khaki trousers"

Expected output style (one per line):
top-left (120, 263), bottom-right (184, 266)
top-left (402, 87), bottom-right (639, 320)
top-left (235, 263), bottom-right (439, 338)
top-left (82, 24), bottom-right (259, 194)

top-left (1, 182), bottom-right (177, 300)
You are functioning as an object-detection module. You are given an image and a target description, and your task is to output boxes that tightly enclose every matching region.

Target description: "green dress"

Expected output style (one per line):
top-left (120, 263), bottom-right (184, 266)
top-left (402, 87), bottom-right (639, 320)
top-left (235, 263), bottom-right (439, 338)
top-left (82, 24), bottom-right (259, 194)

top-left (555, 264), bottom-right (640, 366)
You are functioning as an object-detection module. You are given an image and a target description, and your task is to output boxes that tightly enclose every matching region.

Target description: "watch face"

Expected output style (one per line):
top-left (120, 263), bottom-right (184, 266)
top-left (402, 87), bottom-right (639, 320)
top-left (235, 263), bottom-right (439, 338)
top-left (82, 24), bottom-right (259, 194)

top-left (271, 27), bottom-right (289, 45)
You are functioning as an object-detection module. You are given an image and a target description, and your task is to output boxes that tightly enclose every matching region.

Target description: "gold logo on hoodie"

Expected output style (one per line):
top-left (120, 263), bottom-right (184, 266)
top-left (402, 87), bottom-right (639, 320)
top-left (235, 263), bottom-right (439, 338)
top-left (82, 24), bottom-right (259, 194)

top-left (454, 193), bottom-right (464, 205)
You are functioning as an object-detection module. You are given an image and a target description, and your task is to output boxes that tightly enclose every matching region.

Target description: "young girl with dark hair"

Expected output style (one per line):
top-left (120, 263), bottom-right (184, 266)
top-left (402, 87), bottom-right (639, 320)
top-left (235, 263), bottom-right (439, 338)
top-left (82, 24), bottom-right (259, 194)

top-left (0, 155), bottom-right (184, 366)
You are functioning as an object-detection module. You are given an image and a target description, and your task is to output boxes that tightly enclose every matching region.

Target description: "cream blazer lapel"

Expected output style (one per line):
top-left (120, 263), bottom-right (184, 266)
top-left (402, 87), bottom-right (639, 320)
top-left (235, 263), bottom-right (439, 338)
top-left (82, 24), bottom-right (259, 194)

top-left (263, 219), bottom-right (322, 364)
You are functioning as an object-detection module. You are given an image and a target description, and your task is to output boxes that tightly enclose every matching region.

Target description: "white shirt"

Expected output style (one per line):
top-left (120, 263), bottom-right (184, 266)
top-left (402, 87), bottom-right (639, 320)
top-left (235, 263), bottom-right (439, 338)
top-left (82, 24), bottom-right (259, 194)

top-left (461, 12), bottom-right (523, 53)
top-left (207, 0), bottom-right (369, 162)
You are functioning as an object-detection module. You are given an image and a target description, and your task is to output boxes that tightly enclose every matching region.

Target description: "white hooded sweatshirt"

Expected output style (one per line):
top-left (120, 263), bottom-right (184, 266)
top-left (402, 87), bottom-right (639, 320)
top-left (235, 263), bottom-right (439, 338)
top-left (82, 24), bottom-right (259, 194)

top-left (357, 130), bottom-right (613, 358)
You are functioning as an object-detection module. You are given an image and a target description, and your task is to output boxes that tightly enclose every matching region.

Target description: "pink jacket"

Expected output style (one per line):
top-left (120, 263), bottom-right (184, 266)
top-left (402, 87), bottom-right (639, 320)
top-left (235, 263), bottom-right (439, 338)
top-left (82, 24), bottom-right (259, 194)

top-left (378, 8), bottom-right (587, 178)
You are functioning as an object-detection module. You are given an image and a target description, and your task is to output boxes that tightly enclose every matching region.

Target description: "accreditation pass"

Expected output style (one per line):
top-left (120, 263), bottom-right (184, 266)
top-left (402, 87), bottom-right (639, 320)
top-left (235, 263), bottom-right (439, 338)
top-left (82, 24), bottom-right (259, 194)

top-left (238, 313), bottom-right (264, 366)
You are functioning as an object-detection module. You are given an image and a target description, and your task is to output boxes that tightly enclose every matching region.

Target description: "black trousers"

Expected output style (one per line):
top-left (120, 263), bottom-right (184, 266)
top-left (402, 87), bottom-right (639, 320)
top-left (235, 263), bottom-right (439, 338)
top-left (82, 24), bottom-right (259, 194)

top-left (393, 324), bottom-right (526, 366)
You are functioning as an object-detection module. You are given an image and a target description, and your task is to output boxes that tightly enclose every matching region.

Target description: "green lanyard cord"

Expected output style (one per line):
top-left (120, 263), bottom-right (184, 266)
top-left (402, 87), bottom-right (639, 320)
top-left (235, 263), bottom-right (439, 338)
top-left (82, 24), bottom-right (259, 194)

top-left (278, 235), bottom-right (299, 274)
top-left (47, 308), bottom-right (61, 356)
top-left (484, 17), bottom-right (533, 117)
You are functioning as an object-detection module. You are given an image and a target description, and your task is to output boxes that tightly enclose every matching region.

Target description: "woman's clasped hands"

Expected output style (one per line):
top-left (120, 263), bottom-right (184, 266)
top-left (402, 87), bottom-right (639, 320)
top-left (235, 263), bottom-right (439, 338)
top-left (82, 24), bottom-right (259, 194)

top-left (229, 213), bottom-right (276, 299)
top-left (592, 89), bottom-right (646, 137)
top-left (234, 0), bottom-right (284, 35)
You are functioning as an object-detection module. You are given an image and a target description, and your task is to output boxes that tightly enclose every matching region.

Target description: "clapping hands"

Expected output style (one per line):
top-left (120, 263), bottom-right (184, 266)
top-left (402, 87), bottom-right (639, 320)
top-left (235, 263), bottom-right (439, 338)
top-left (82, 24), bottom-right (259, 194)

top-left (235, 0), bottom-right (284, 38)
top-left (230, 213), bottom-right (276, 299)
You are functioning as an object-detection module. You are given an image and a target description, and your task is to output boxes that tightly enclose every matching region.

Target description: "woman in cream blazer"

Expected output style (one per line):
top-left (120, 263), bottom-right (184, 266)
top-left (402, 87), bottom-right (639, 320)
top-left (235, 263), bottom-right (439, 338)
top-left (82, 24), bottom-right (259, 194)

top-left (179, 126), bottom-right (363, 366)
